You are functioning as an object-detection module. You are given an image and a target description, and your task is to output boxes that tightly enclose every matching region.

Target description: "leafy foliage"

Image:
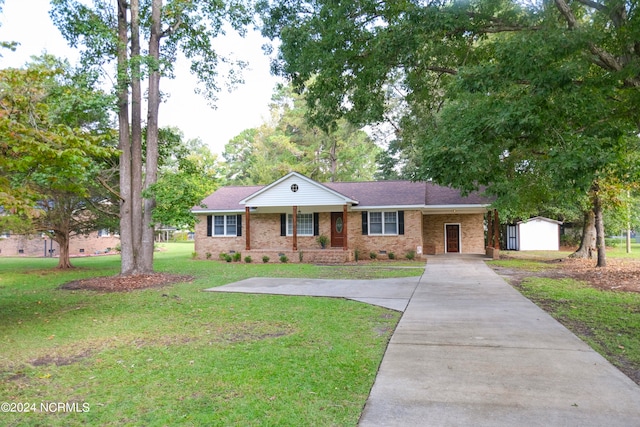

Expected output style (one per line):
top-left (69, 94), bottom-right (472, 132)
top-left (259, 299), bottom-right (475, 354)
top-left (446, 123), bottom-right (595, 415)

top-left (223, 83), bottom-right (380, 185)
top-left (260, 0), bottom-right (640, 264)
top-left (0, 56), bottom-right (117, 268)
top-left (144, 129), bottom-right (221, 229)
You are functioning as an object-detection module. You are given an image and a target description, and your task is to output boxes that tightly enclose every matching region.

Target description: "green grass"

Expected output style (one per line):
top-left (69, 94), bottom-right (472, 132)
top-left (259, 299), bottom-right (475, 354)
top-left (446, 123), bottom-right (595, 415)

top-left (516, 277), bottom-right (640, 382)
top-left (0, 243), bottom-right (413, 426)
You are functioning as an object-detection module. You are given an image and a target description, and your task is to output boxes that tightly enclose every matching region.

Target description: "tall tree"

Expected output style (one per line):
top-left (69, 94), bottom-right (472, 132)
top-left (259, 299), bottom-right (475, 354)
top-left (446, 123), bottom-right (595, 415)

top-left (260, 0), bottom-right (640, 266)
top-left (51, 0), bottom-right (252, 275)
top-left (0, 56), bottom-right (115, 268)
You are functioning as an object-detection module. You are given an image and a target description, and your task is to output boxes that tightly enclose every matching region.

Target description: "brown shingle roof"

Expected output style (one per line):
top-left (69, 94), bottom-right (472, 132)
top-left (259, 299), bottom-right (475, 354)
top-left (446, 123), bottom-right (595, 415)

top-left (195, 180), bottom-right (490, 211)
top-left (193, 185), bottom-right (264, 212)
top-left (324, 181), bottom-right (428, 206)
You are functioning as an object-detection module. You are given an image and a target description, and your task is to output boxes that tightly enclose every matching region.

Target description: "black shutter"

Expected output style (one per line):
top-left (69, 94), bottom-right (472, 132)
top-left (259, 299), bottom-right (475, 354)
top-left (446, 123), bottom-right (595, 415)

top-left (207, 215), bottom-right (212, 237)
top-left (398, 211), bottom-right (405, 235)
top-left (280, 214), bottom-right (287, 236)
top-left (313, 213), bottom-right (320, 236)
top-left (236, 214), bottom-right (242, 237)
top-left (362, 212), bottom-right (368, 235)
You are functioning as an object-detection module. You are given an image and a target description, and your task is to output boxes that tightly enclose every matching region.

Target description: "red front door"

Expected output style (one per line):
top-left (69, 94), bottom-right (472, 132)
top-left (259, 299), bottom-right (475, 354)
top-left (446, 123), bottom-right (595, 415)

top-left (446, 224), bottom-right (460, 253)
top-left (331, 212), bottom-right (344, 248)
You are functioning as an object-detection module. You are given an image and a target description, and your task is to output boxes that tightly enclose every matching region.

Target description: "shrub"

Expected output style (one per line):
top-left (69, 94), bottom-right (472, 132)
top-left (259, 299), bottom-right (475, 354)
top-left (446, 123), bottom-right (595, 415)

top-left (219, 253), bottom-right (227, 261)
top-left (605, 238), bottom-right (620, 248)
top-left (206, 252), bottom-right (212, 259)
top-left (369, 251), bottom-right (377, 260)
top-left (262, 255), bottom-right (270, 263)
top-left (316, 234), bottom-right (329, 248)
top-left (406, 250), bottom-right (416, 260)
top-left (224, 254), bottom-right (232, 262)
top-left (388, 252), bottom-right (395, 260)
top-left (280, 255), bottom-right (289, 263)
top-left (191, 252), bottom-right (197, 259)
top-left (244, 256), bottom-right (252, 263)
top-left (233, 252), bottom-right (242, 262)
top-left (299, 251), bottom-right (304, 262)
top-left (560, 233), bottom-right (580, 247)
top-left (354, 248), bottom-right (360, 262)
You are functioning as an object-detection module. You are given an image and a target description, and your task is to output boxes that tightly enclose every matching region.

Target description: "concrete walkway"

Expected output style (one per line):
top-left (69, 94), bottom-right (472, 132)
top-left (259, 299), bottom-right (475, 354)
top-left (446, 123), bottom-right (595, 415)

top-left (358, 255), bottom-right (640, 426)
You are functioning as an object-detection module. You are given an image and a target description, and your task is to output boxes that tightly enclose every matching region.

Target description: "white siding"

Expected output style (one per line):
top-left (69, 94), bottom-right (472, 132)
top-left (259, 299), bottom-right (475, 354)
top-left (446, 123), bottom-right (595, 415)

top-left (244, 174), bottom-right (349, 207)
top-left (518, 218), bottom-right (560, 251)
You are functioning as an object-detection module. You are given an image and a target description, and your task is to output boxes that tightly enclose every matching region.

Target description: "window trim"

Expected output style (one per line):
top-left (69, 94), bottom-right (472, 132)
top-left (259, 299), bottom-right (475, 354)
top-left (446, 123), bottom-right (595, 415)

top-left (287, 213), bottom-right (314, 237)
top-left (367, 211), bottom-right (399, 235)
top-left (210, 214), bottom-right (241, 237)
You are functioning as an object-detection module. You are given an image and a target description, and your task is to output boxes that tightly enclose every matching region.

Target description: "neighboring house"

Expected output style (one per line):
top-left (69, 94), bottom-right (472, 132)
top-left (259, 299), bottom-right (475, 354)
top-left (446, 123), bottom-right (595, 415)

top-left (192, 172), bottom-right (492, 263)
top-left (0, 230), bottom-right (120, 257)
top-left (505, 216), bottom-right (563, 251)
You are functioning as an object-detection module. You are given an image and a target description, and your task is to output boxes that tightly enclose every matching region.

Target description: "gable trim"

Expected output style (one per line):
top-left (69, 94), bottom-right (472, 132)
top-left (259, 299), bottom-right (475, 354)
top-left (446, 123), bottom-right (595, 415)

top-left (240, 172), bottom-right (358, 206)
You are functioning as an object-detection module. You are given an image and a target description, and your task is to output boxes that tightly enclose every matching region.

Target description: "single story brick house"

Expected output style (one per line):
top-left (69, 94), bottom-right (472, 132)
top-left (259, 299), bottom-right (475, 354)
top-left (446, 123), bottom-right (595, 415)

top-left (192, 172), bottom-right (493, 263)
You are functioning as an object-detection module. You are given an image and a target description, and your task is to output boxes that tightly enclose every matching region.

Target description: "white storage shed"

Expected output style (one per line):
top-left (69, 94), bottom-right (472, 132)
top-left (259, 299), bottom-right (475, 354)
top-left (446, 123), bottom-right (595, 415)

top-left (505, 216), bottom-right (563, 251)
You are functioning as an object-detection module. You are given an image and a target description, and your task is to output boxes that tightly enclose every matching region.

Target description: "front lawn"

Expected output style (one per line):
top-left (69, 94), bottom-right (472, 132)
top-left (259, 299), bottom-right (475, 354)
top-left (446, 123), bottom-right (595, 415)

top-left (0, 243), bottom-right (413, 426)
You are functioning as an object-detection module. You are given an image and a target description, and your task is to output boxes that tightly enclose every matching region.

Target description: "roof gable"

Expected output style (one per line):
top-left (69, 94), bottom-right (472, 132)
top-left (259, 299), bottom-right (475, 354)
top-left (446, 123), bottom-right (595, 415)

top-left (240, 172), bottom-right (357, 207)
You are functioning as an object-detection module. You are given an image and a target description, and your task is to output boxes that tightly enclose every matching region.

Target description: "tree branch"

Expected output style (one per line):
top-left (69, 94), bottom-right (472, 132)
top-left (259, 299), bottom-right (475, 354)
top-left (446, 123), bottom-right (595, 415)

top-left (97, 175), bottom-right (123, 201)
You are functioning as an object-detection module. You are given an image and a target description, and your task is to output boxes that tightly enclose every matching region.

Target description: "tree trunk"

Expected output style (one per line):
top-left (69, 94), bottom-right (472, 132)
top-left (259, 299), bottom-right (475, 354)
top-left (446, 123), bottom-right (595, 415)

top-left (140, 0), bottom-right (162, 272)
top-left (54, 232), bottom-right (73, 269)
top-left (130, 0), bottom-right (144, 272)
top-left (593, 189), bottom-right (607, 268)
top-left (570, 210), bottom-right (596, 259)
top-left (117, 0), bottom-right (135, 276)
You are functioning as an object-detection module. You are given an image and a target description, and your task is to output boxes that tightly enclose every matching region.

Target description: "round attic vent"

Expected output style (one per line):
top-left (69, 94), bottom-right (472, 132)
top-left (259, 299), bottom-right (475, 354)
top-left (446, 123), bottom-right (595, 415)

top-left (290, 184), bottom-right (299, 192)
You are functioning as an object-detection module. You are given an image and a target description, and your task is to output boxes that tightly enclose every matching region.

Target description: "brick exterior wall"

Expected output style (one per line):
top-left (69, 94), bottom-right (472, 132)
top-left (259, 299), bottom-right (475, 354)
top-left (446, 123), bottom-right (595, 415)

top-left (195, 210), bottom-right (428, 262)
top-left (349, 210), bottom-right (424, 260)
top-left (422, 213), bottom-right (486, 255)
top-left (0, 233), bottom-right (120, 257)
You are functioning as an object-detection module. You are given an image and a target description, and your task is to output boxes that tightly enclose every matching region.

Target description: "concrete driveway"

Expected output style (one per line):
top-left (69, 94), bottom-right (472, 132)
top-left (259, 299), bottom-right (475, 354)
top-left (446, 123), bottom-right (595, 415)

top-left (359, 255), bottom-right (640, 426)
top-left (206, 256), bottom-right (640, 426)
top-left (205, 276), bottom-right (420, 312)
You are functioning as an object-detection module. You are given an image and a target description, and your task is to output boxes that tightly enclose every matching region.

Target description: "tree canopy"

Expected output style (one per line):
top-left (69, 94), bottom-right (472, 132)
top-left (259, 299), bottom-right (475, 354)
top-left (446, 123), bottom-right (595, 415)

top-left (0, 55), bottom-right (116, 268)
top-left (260, 0), bottom-right (640, 266)
top-left (223, 83), bottom-right (380, 185)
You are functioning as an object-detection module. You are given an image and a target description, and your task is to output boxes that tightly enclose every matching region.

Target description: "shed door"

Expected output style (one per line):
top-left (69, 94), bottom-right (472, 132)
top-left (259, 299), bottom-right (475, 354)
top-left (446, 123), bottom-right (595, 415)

top-left (331, 212), bottom-right (344, 248)
top-left (446, 224), bottom-right (460, 253)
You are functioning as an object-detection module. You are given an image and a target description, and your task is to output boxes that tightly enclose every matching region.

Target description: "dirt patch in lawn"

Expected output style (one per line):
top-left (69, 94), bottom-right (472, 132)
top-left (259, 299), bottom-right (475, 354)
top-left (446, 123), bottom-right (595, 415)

top-left (60, 273), bottom-right (194, 292)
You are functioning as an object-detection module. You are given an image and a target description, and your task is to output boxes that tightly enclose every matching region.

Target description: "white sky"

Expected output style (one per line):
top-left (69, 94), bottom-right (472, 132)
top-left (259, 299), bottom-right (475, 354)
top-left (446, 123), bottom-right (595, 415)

top-left (0, 0), bottom-right (282, 155)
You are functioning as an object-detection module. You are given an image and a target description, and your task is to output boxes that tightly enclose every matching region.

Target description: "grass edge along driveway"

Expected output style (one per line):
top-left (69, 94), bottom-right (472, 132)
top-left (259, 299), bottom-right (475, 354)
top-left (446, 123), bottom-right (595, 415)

top-left (489, 249), bottom-right (640, 386)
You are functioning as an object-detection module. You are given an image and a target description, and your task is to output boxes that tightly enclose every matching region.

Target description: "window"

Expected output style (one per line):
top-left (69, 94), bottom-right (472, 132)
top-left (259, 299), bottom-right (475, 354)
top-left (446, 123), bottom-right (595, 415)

top-left (213, 215), bottom-right (238, 236)
top-left (287, 213), bottom-right (313, 236)
top-left (368, 211), bottom-right (398, 235)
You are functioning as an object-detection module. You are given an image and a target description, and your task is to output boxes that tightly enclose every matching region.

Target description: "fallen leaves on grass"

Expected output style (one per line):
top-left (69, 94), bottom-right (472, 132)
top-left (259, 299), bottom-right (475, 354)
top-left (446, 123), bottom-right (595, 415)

top-left (558, 258), bottom-right (640, 293)
top-left (60, 273), bottom-right (194, 293)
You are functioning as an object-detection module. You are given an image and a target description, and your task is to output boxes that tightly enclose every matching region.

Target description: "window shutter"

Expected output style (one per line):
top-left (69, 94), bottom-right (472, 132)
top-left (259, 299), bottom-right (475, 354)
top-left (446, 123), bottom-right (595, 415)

top-left (206, 215), bottom-right (212, 237)
top-left (398, 211), bottom-right (405, 235)
top-left (280, 214), bottom-right (287, 236)
top-left (313, 213), bottom-right (320, 236)
top-left (362, 212), bottom-right (368, 235)
top-left (236, 214), bottom-right (242, 237)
